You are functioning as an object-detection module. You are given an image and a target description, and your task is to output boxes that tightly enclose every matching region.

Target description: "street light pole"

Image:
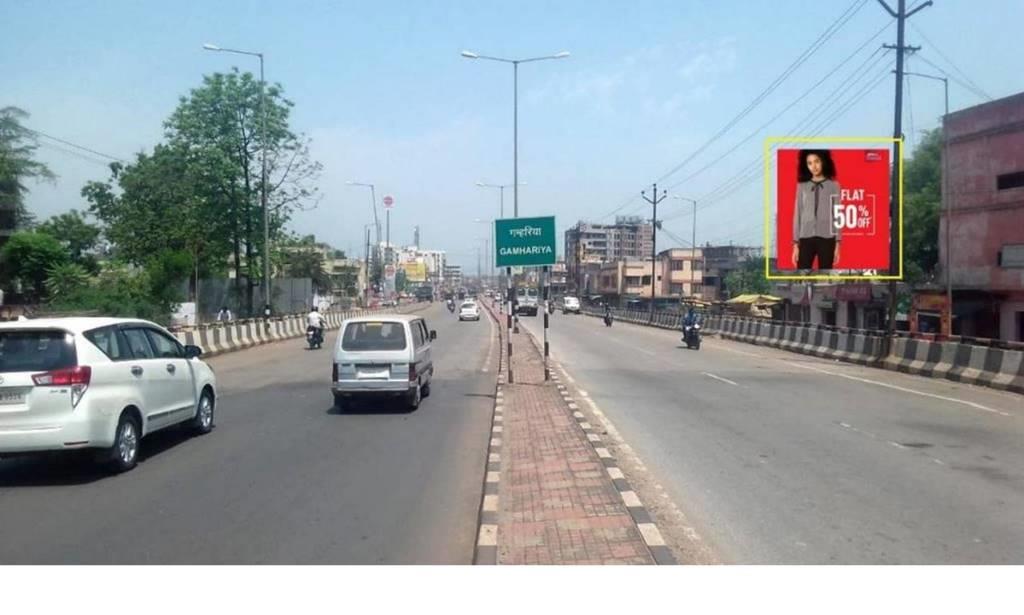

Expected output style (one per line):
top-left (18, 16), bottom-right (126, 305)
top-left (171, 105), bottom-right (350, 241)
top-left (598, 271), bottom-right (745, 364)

top-left (347, 181), bottom-right (382, 294)
top-left (463, 50), bottom-right (569, 218)
top-left (905, 70), bottom-right (951, 336)
top-left (203, 43), bottom-right (271, 315)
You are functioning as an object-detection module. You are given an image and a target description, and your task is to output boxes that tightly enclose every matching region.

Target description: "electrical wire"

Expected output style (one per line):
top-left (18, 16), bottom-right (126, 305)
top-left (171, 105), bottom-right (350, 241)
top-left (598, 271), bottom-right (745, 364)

top-left (915, 54), bottom-right (992, 103)
top-left (25, 127), bottom-right (127, 163)
top-left (910, 22), bottom-right (993, 101)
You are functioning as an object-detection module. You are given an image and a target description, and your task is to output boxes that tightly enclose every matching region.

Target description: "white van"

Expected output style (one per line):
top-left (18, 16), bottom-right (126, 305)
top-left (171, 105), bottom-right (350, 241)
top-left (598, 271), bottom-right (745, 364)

top-left (331, 314), bottom-right (436, 410)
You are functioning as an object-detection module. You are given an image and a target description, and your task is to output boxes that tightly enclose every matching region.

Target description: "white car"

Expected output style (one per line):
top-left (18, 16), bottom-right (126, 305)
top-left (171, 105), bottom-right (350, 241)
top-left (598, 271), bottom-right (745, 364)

top-left (459, 301), bottom-right (481, 321)
top-left (561, 296), bottom-right (581, 314)
top-left (0, 318), bottom-right (217, 473)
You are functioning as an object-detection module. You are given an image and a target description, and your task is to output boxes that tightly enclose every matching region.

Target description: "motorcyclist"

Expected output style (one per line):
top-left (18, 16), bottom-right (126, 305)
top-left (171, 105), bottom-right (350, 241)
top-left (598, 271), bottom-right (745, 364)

top-left (682, 306), bottom-right (700, 343)
top-left (447, 298), bottom-right (455, 312)
top-left (307, 305), bottom-right (325, 342)
top-left (603, 303), bottom-right (613, 326)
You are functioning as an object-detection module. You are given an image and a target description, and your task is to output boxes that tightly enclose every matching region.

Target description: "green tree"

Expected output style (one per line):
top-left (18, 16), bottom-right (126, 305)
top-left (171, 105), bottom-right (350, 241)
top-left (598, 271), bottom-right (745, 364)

top-left (902, 128), bottom-right (942, 284)
top-left (285, 249), bottom-right (332, 293)
top-left (0, 107), bottom-right (55, 231)
top-left (163, 70), bottom-right (322, 314)
top-left (44, 262), bottom-right (91, 299)
top-left (395, 268), bottom-right (408, 293)
top-left (723, 256), bottom-right (771, 298)
top-left (0, 231), bottom-right (69, 301)
top-left (36, 209), bottom-right (101, 271)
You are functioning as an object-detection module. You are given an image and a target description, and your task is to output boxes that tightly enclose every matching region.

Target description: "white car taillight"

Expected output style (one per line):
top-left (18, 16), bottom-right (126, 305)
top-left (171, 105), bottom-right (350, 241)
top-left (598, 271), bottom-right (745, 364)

top-left (32, 365), bottom-right (92, 408)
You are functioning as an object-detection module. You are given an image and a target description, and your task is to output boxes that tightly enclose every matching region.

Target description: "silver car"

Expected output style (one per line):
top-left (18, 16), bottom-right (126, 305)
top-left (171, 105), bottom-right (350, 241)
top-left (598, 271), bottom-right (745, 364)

top-left (331, 314), bottom-right (436, 410)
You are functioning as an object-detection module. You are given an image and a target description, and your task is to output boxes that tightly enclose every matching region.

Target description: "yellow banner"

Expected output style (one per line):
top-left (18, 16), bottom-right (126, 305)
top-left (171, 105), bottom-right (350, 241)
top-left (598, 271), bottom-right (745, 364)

top-left (402, 262), bottom-right (427, 282)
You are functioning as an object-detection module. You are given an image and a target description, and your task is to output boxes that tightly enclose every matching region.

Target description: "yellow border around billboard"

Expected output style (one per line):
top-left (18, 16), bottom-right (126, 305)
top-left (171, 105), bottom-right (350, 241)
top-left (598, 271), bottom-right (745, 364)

top-left (763, 136), bottom-right (903, 281)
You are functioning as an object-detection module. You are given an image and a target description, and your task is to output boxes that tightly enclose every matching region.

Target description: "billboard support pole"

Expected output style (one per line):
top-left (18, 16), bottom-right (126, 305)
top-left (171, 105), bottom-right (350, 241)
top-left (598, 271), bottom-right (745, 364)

top-left (506, 266), bottom-right (514, 384)
top-left (543, 265), bottom-right (550, 381)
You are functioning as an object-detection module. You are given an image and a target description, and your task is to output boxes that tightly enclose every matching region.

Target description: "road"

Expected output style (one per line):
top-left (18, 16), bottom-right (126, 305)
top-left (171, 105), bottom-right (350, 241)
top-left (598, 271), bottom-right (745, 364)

top-left (520, 311), bottom-right (1024, 564)
top-left (0, 304), bottom-right (496, 564)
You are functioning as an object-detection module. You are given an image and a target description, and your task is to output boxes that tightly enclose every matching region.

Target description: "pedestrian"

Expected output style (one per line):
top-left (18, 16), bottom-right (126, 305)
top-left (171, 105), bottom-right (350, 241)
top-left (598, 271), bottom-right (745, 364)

top-left (792, 149), bottom-right (842, 270)
top-left (216, 306), bottom-right (233, 322)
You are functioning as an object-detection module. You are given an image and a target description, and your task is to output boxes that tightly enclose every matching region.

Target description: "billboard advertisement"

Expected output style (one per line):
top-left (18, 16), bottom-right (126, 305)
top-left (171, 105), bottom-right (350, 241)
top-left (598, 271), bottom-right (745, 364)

top-left (767, 139), bottom-right (901, 280)
top-left (402, 262), bottom-right (427, 282)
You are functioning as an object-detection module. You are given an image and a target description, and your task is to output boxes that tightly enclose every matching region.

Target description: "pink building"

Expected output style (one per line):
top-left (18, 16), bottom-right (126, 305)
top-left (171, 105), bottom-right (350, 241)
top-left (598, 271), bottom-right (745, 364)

top-left (942, 91), bottom-right (1024, 341)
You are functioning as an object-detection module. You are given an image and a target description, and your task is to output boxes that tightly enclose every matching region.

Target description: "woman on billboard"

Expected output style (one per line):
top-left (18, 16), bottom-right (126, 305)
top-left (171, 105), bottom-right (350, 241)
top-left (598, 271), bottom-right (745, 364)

top-left (792, 149), bottom-right (841, 270)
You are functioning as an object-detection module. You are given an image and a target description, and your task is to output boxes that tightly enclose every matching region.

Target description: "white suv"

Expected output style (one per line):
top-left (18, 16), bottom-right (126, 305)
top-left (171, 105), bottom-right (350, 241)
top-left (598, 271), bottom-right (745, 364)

top-left (0, 318), bottom-right (217, 473)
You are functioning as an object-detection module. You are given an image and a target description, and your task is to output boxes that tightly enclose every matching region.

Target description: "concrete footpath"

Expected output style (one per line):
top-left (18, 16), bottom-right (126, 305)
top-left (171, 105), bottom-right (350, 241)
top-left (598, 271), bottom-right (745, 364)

top-left (475, 305), bottom-right (673, 565)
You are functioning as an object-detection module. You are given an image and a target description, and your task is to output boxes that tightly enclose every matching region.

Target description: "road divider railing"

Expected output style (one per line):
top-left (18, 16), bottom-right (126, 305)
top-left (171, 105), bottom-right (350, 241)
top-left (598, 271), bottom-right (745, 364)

top-left (579, 307), bottom-right (1024, 395)
top-left (170, 303), bottom-right (429, 358)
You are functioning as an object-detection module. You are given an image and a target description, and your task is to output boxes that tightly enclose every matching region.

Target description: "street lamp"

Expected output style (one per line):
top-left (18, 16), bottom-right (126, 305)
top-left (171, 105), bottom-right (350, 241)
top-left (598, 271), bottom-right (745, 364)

top-left (474, 218), bottom-right (494, 287)
top-left (347, 181), bottom-right (382, 289)
top-left (462, 50), bottom-right (569, 218)
top-left (476, 181), bottom-right (526, 219)
top-left (904, 70), bottom-right (952, 335)
top-left (203, 42), bottom-right (270, 315)
top-left (672, 196), bottom-right (699, 299)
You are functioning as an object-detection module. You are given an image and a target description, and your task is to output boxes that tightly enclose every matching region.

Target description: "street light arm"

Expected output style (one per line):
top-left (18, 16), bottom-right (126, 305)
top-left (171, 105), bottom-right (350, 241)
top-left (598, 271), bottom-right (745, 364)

top-left (202, 44), bottom-right (262, 58)
top-left (519, 52), bottom-right (571, 63)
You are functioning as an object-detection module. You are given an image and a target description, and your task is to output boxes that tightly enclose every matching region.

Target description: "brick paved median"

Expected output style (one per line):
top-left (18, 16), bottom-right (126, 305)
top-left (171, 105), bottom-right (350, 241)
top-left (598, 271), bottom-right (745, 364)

top-left (489, 309), bottom-right (655, 565)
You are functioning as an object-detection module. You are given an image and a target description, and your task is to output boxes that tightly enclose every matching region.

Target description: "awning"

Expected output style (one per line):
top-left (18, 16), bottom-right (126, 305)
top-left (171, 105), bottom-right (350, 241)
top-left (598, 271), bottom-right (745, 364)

top-left (726, 294), bottom-right (783, 306)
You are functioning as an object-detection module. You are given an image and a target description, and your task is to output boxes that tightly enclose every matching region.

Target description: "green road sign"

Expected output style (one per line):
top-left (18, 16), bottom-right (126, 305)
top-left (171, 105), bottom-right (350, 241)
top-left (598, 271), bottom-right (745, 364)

top-left (494, 216), bottom-right (556, 267)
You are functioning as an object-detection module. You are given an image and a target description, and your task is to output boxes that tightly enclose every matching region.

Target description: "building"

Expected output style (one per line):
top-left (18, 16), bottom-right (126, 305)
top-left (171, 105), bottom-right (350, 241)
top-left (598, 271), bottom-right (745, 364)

top-left (657, 248), bottom-right (704, 299)
top-left (773, 282), bottom-right (892, 329)
top-left (566, 216), bottom-right (654, 290)
top-left (444, 264), bottom-right (463, 288)
top-left (702, 245), bottom-right (763, 301)
top-left (593, 249), bottom-right (703, 307)
top-left (941, 91), bottom-right (1024, 340)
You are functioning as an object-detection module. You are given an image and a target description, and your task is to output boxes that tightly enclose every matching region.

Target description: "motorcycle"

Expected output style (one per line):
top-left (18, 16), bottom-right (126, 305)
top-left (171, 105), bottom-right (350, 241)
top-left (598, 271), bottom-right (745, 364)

top-left (603, 312), bottom-right (613, 327)
top-left (447, 300), bottom-right (455, 313)
top-left (306, 325), bottom-right (324, 350)
top-left (682, 323), bottom-right (701, 350)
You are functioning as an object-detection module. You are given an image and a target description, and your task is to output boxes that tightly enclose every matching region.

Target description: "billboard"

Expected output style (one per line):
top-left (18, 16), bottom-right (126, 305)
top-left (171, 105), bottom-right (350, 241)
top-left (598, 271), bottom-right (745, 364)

top-left (401, 262), bottom-right (427, 282)
top-left (766, 138), bottom-right (902, 280)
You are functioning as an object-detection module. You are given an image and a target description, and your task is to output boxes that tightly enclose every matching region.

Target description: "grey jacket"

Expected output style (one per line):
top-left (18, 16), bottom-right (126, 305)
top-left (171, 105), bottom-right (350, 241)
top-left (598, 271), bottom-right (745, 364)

top-left (792, 179), bottom-right (842, 241)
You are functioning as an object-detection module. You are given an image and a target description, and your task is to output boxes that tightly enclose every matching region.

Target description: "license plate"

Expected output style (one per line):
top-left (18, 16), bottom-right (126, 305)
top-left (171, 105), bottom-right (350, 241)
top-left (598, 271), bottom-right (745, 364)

top-left (357, 368), bottom-right (389, 379)
top-left (0, 390), bottom-right (25, 405)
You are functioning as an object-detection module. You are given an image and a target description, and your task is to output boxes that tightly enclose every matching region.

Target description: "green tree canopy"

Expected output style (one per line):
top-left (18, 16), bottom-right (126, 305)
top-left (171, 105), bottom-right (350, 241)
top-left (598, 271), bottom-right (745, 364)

top-left (36, 209), bottom-right (101, 269)
top-left (0, 231), bottom-right (69, 301)
top-left (0, 106), bottom-right (55, 231)
top-left (902, 128), bottom-right (942, 284)
top-left (724, 256), bottom-right (770, 298)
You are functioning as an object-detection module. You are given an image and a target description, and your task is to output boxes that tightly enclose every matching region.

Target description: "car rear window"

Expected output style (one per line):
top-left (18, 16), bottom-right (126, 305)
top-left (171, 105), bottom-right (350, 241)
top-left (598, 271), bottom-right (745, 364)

top-left (341, 321), bottom-right (408, 351)
top-left (0, 329), bottom-right (77, 373)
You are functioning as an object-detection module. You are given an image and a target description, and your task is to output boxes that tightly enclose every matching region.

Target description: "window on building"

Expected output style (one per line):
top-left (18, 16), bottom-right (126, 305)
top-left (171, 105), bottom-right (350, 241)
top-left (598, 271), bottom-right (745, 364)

top-left (641, 275), bottom-right (651, 285)
top-left (671, 260), bottom-right (684, 271)
top-left (997, 170), bottom-right (1024, 191)
top-left (625, 276), bottom-right (641, 286)
top-left (670, 283), bottom-right (684, 295)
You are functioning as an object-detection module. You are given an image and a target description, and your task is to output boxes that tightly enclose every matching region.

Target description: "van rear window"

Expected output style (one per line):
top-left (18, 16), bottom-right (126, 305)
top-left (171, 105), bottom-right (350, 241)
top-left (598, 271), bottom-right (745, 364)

top-left (0, 329), bottom-right (78, 373)
top-left (341, 322), bottom-right (408, 351)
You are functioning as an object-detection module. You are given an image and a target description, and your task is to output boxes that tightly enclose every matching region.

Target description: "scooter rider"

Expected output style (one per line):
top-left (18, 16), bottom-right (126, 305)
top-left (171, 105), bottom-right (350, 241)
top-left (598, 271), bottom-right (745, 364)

top-left (307, 305), bottom-right (325, 341)
top-left (603, 303), bottom-right (613, 326)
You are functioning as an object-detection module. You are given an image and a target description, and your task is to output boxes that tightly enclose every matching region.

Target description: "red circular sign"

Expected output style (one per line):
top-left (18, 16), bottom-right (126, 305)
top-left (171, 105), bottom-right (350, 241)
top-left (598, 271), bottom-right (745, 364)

top-left (383, 195), bottom-right (394, 208)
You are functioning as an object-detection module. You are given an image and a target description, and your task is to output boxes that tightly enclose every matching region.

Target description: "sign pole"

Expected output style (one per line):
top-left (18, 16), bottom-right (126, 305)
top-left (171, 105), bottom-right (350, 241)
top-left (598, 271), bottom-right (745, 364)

top-left (543, 265), bottom-right (550, 381)
top-left (506, 266), bottom-right (514, 384)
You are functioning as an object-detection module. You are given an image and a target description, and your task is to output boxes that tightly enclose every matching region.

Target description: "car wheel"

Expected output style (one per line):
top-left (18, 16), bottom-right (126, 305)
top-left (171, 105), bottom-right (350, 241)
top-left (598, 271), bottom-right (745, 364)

top-left (191, 390), bottom-right (215, 435)
top-left (421, 380), bottom-right (432, 398)
top-left (406, 382), bottom-right (422, 410)
top-left (333, 393), bottom-right (348, 411)
top-left (106, 412), bottom-right (141, 473)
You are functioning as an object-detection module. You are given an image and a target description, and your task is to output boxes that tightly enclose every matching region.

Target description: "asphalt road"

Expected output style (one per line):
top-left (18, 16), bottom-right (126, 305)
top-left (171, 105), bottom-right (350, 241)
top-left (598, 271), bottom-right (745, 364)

top-left (520, 311), bottom-right (1024, 564)
top-left (0, 303), bottom-right (496, 564)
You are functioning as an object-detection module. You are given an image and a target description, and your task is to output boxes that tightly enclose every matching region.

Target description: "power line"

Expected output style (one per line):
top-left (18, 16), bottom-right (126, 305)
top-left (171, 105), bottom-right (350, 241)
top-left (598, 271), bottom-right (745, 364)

top-left (661, 19), bottom-right (893, 196)
top-left (37, 140), bottom-right (117, 167)
top-left (24, 127), bottom-right (128, 163)
top-left (651, 0), bottom-right (869, 186)
top-left (594, 0), bottom-right (868, 223)
top-left (909, 22), bottom-right (993, 101)
top-left (914, 54), bottom-right (991, 103)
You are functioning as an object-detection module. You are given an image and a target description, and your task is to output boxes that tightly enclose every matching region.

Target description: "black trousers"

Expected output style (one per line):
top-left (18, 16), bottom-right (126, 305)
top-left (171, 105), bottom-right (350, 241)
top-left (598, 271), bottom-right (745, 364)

top-left (797, 237), bottom-right (836, 270)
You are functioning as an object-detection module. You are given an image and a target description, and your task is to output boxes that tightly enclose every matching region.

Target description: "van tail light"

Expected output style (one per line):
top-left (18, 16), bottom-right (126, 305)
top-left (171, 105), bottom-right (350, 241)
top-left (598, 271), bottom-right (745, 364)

top-left (409, 364), bottom-right (418, 382)
top-left (32, 366), bottom-right (91, 408)
top-left (332, 362), bottom-right (339, 382)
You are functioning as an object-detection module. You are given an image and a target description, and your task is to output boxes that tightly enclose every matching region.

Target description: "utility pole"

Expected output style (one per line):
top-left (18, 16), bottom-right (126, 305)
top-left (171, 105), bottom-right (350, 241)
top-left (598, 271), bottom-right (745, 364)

top-left (878, 0), bottom-right (931, 340)
top-left (364, 226), bottom-right (371, 307)
top-left (641, 184), bottom-right (667, 324)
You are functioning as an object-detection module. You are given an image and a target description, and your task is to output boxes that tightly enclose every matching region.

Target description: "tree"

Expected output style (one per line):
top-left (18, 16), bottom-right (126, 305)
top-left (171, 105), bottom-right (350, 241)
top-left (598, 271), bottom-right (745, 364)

top-left (0, 231), bottom-right (69, 301)
top-left (44, 262), bottom-right (91, 299)
top-left (395, 268), bottom-right (408, 293)
top-left (285, 249), bottom-right (332, 293)
top-left (724, 256), bottom-right (771, 298)
top-left (36, 209), bottom-right (101, 271)
top-left (163, 70), bottom-right (322, 314)
top-left (0, 107), bottom-right (55, 232)
top-left (902, 128), bottom-right (942, 284)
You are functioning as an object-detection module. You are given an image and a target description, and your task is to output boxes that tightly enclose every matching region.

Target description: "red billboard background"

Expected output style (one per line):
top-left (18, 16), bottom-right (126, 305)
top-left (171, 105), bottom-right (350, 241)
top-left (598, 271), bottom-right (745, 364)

top-left (775, 147), bottom-right (891, 271)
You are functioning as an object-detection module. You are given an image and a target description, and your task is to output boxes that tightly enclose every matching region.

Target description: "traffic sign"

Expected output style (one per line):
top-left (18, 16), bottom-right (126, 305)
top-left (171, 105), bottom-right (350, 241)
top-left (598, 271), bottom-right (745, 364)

top-left (494, 216), bottom-right (556, 268)
top-left (383, 195), bottom-right (394, 209)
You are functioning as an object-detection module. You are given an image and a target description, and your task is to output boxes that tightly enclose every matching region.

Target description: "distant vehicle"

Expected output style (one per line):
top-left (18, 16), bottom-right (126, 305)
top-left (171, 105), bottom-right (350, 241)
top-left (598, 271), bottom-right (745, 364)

top-left (516, 287), bottom-right (539, 316)
top-left (0, 317), bottom-right (217, 473)
top-left (332, 315), bottom-right (436, 411)
top-left (414, 285), bottom-right (434, 302)
top-left (561, 296), bottom-right (581, 314)
top-left (459, 301), bottom-right (481, 322)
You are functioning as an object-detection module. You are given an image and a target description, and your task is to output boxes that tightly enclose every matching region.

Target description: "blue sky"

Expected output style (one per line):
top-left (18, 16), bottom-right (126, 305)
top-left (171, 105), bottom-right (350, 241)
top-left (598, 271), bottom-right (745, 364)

top-left (3, 0), bottom-right (1022, 269)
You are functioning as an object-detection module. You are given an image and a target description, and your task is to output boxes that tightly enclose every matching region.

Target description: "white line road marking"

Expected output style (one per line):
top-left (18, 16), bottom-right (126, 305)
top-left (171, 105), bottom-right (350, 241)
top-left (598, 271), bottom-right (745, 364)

top-left (482, 307), bottom-right (496, 373)
top-left (785, 361), bottom-right (1013, 417)
top-left (702, 372), bottom-right (739, 386)
top-left (707, 342), bottom-right (764, 358)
